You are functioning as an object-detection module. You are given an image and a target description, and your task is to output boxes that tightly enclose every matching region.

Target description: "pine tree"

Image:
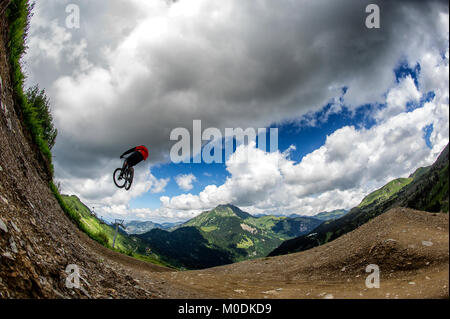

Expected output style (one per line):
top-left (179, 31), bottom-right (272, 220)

top-left (26, 85), bottom-right (57, 149)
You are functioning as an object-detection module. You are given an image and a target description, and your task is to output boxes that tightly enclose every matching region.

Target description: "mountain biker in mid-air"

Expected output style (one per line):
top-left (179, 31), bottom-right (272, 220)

top-left (119, 145), bottom-right (149, 177)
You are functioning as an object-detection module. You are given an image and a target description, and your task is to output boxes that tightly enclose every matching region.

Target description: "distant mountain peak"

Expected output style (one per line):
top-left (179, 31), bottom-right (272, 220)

top-left (213, 204), bottom-right (253, 219)
top-left (215, 203), bottom-right (243, 211)
top-left (216, 203), bottom-right (238, 209)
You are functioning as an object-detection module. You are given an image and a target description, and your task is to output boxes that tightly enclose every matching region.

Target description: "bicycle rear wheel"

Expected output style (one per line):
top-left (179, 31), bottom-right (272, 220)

top-left (113, 168), bottom-right (126, 188)
top-left (125, 167), bottom-right (134, 191)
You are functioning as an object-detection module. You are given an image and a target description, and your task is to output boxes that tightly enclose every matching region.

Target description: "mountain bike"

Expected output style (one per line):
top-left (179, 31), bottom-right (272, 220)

top-left (113, 159), bottom-right (134, 191)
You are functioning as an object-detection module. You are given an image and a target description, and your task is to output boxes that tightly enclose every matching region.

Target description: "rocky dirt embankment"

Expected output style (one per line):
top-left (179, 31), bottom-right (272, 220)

top-left (0, 12), bottom-right (171, 299)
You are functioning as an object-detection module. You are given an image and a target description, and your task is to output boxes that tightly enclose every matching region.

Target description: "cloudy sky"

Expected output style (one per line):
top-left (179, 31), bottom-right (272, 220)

top-left (24, 0), bottom-right (449, 223)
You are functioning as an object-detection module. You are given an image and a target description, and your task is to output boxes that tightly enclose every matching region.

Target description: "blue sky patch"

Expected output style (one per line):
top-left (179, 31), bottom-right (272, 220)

top-left (423, 124), bottom-right (434, 149)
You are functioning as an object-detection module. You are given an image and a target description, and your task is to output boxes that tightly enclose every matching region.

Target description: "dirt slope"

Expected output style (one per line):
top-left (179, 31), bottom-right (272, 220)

top-left (153, 208), bottom-right (448, 298)
top-left (0, 13), bottom-right (171, 299)
top-left (1, 11), bottom-right (448, 299)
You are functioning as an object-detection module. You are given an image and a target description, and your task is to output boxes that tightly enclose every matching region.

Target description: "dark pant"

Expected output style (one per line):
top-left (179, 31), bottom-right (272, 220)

top-left (124, 151), bottom-right (144, 169)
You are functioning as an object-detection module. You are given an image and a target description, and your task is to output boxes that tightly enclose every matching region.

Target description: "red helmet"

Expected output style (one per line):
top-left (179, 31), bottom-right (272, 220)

top-left (136, 145), bottom-right (149, 160)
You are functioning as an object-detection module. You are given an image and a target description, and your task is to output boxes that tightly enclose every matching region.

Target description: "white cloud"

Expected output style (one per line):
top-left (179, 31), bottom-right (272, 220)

top-left (25, 0), bottom-right (449, 176)
top-left (25, 1), bottom-right (449, 221)
top-left (57, 162), bottom-right (169, 215)
top-left (150, 177), bottom-right (170, 194)
top-left (375, 76), bottom-right (421, 121)
top-left (27, 19), bottom-right (71, 63)
top-left (175, 174), bottom-right (197, 191)
top-left (25, 5), bottom-right (92, 81)
top-left (161, 48), bottom-right (449, 218)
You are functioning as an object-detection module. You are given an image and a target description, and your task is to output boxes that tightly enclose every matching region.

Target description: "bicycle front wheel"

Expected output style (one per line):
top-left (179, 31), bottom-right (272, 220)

top-left (125, 167), bottom-right (134, 191)
top-left (113, 168), bottom-right (126, 188)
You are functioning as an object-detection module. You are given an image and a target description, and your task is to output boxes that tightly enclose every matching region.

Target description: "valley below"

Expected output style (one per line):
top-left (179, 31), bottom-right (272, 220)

top-left (56, 208), bottom-right (450, 299)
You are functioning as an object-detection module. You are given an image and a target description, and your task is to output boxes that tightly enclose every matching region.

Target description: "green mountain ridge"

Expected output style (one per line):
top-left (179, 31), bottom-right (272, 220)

top-left (137, 204), bottom-right (323, 269)
top-left (58, 198), bottom-right (324, 270)
top-left (124, 220), bottom-right (182, 234)
top-left (60, 195), bottom-right (171, 268)
top-left (60, 143), bottom-right (448, 270)
top-left (312, 209), bottom-right (348, 221)
top-left (357, 178), bottom-right (413, 208)
top-left (269, 143), bottom-right (449, 257)
top-left (137, 227), bottom-right (234, 269)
